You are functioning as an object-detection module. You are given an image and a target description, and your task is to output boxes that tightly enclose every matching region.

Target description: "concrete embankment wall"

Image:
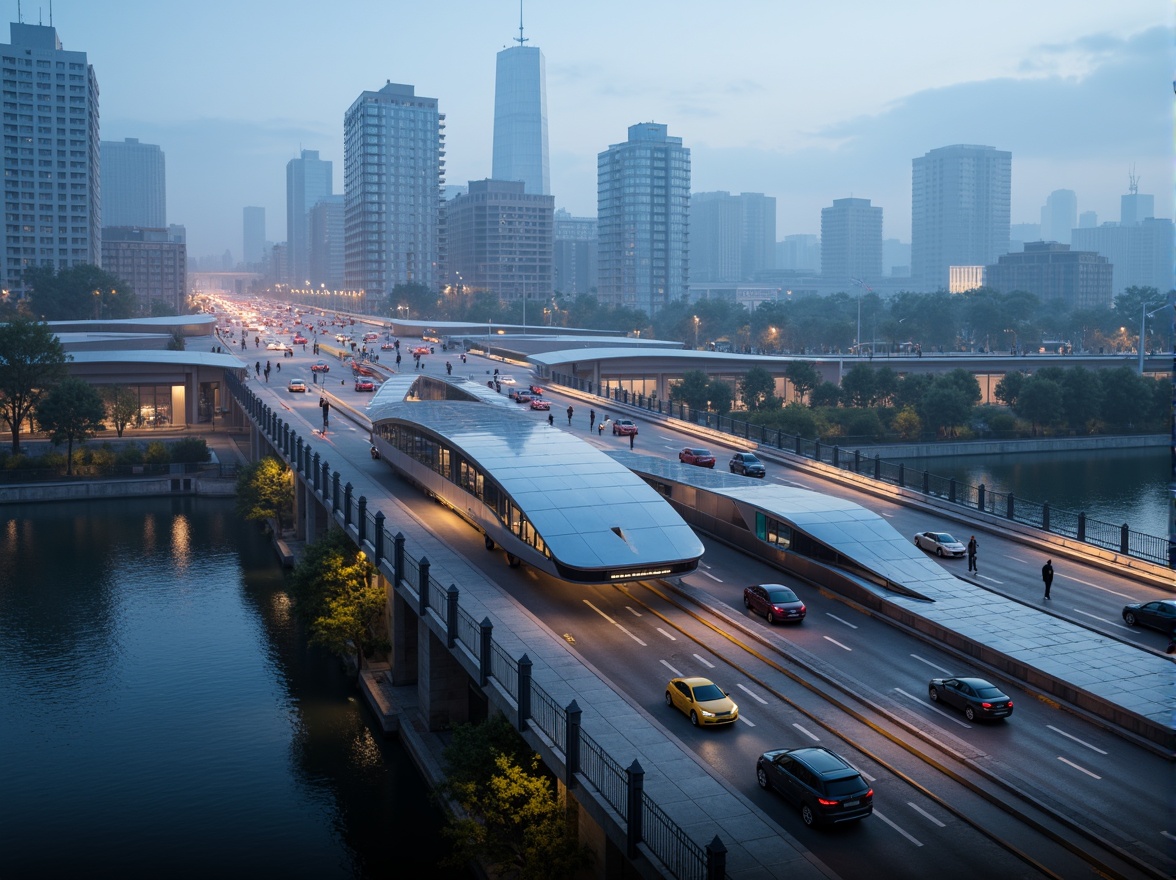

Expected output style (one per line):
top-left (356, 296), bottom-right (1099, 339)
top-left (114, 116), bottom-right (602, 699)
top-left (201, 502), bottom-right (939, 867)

top-left (0, 474), bottom-right (237, 504)
top-left (845, 433), bottom-right (1165, 460)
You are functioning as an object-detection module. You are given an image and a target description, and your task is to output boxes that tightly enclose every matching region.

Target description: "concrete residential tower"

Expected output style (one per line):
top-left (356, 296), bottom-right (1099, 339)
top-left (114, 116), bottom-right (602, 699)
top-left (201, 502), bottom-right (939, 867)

top-left (492, 13), bottom-right (549, 195)
top-left (286, 150), bottom-right (332, 284)
top-left (101, 138), bottom-right (166, 228)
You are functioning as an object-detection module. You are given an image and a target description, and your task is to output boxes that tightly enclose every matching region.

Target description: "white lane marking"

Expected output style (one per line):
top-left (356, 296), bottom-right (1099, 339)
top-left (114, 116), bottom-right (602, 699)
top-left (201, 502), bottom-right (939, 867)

top-left (825, 613), bottom-right (858, 629)
top-left (873, 809), bottom-right (923, 846)
top-left (1062, 575), bottom-right (1134, 600)
top-left (792, 723), bottom-right (820, 742)
top-left (823, 635), bottom-right (852, 651)
top-left (736, 683), bottom-right (769, 705)
top-left (739, 715), bottom-right (756, 728)
top-left (693, 653), bottom-right (716, 668)
top-left (699, 570), bottom-right (723, 583)
top-left (660, 659), bottom-right (683, 677)
top-left (1048, 726), bottom-right (1108, 755)
top-left (907, 802), bottom-right (945, 828)
top-left (894, 688), bottom-right (972, 729)
top-left (698, 560), bottom-right (713, 570)
top-left (657, 627), bottom-right (677, 641)
top-left (1008, 555), bottom-right (1029, 563)
top-left (1071, 608), bottom-right (1135, 631)
top-left (1057, 756), bottom-right (1101, 779)
top-left (625, 606), bottom-right (643, 617)
top-left (977, 574), bottom-right (1004, 584)
top-left (880, 511), bottom-right (894, 518)
top-left (1162, 830), bottom-right (1176, 841)
top-left (583, 599), bottom-right (647, 646)
top-left (909, 654), bottom-right (954, 676)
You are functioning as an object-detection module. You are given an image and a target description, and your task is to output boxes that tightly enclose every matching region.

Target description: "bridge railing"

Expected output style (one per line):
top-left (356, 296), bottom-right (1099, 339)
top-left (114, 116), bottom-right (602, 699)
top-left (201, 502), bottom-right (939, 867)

top-left (227, 368), bottom-right (735, 879)
top-left (550, 370), bottom-right (1173, 569)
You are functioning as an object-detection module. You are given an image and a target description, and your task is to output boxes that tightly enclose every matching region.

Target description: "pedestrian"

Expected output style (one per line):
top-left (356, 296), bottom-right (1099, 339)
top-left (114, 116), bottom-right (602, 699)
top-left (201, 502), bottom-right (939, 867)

top-left (255, 361), bottom-right (260, 376)
top-left (967, 536), bottom-right (977, 573)
top-left (1041, 559), bottom-right (1054, 599)
top-left (321, 399), bottom-right (330, 429)
top-left (589, 409), bottom-right (596, 431)
top-left (276, 361), bottom-right (280, 373)
top-left (263, 366), bottom-right (269, 383)
top-left (566, 405), bottom-right (573, 426)
top-left (629, 432), bottom-right (635, 450)
top-left (446, 361), bottom-right (452, 375)
top-left (547, 412), bottom-right (554, 426)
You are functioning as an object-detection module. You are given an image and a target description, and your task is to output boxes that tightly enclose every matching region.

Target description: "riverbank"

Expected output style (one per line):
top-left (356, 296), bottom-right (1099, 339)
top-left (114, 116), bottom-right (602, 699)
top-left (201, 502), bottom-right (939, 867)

top-left (843, 432), bottom-right (1166, 460)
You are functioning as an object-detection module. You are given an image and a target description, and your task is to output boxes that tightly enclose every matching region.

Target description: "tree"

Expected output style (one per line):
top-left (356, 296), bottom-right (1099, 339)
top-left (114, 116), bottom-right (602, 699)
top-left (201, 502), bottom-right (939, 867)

top-left (1014, 376), bottom-right (1064, 434)
top-left (0, 317), bottom-right (70, 454)
top-left (891, 406), bottom-right (922, 440)
top-left (707, 379), bottom-right (733, 415)
top-left (840, 363), bottom-right (878, 407)
top-left (773, 402), bottom-right (820, 439)
top-left (25, 264), bottom-right (139, 320)
top-left (809, 381), bottom-right (842, 408)
top-left (103, 386), bottom-right (139, 437)
top-left (1058, 366), bottom-right (1103, 432)
top-left (34, 378), bottom-right (106, 474)
top-left (739, 366), bottom-right (777, 410)
top-left (669, 370), bottom-right (711, 411)
top-left (1097, 365), bottom-right (1150, 429)
top-left (289, 528), bottom-right (386, 676)
top-left (993, 370), bottom-right (1028, 408)
top-left (784, 361), bottom-right (820, 404)
top-left (918, 383), bottom-right (973, 437)
top-left (235, 456), bottom-right (294, 533)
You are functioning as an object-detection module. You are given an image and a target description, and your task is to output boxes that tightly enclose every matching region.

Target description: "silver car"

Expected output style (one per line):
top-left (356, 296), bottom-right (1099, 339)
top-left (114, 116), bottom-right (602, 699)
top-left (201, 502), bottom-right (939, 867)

top-left (913, 531), bottom-right (966, 558)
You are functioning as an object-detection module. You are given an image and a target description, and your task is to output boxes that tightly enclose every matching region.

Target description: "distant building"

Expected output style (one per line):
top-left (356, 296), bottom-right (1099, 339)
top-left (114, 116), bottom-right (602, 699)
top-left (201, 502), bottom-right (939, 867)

top-left (0, 22), bottom-right (100, 292)
top-left (882, 239), bottom-right (910, 277)
top-left (242, 207), bottom-right (266, 268)
top-left (1072, 218), bottom-right (1174, 295)
top-left (776, 234), bottom-right (820, 273)
top-left (307, 195), bottom-right (344, 288)
top-left (1120, 191), bottom-right (1154, 228)
top-left (492, 22), bottom-right (549, 195)
top-left (343, 82), bottom-right (444, 298)
top-left (101, 227), bottom-right (187, 312)
top-left (553, 209), bottom-right (596, 295)
top-left (1078, 210), bottom-right (1098, 229)
top-left (985, 242), bottom-right (1112, 310)
top-left (821, 197), bottom-right (882, 288)
top-left (1009, 222), bottom-right (1040, 253)
top-left (101, 138), bottom-right (166, 228)
top-left (446, 179), bottom-right (553, 304)
top-left (1039, 189), bottom-right (1076, 245)
top-left (597, 123), bottom-right (690, 315)
top-left (911, 144), bottom-right (1011, 290)
top-left (949, 266), bottom-right (985, 293)
top-left (286, 150), bottom-right (332, 284)
top-left (690, 191), bottom-right (775, 283)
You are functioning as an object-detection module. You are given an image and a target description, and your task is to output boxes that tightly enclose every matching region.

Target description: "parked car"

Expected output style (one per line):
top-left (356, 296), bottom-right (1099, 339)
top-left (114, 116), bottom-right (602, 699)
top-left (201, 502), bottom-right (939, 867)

top-left (928, 677), bottom-right (1014, 722)
top-left (287, 379), bottom-right (307, 393)
top-left (664, 677), bottom-right (738, 728)
top-left (743, 584), bottom-right (806, 624)
top-left (1121, 599), bottom-right (1176, 633)
top-left (354, 377), bottom-right (376, 392)
top-left (508, 388), bottom-right (533, 404)
top-left (913, 531), bottom-right (966, 558)
top-left (266, 341), bottom-right (290, 351)
top-left (529, 397), bottom-right (550, 411)
top-left (679, 447), bottom-right (716, 468)
top-left (756, 747), bottom-right (874, 826)
top-left (611, 419), bottom-right (638, 436)
top-left (351, 363), bottom-right (375, 377)
top-left (729, 452), bottom-right (766, 477)
top-left (363, 332), bottom-right (380, 342)
top-left (310, 361), bottom-right (330, 373)
top-left (291, 333), bottom-right (308, 345)
top-left (497, 375), bottom-right (517, 385)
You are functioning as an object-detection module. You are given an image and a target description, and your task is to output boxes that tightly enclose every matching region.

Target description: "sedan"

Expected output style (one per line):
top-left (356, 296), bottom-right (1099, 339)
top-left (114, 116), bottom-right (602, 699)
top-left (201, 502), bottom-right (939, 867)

top-left (310, 361), bottom-right (331, 373)
top-left (266, 342), bottom-right (290, 351)
top-left (664, 677), bottom-right (738, 728)
top-left (743, 584), bottom-right (806, 624)
top-left (756, 747), bottom-right (873, 826)
top-left (611, 419), bottom-right (638, 436)
top-left (352, 363), bottom-right (375, 377)
top-left (529, 398), bottom-right (550, 411)
top-left (928, 677), bottom-right (1014, 722)
top-left (292, 334), bottom-right (308, 345)
top-left (913, 531), bottom-right (966, 558)
top-left (497, 375), bottom-right (517, 385)
top-left (287, 379), bottom-right (307, 393)
top-left (729, 452), bottom-right (766, 477)
top-left (353, 377), bottom-right (376, 392)
top-left (1121, 599), bottom-right (1176, 634)
top-left (679, 447), bottom-right (716, 468)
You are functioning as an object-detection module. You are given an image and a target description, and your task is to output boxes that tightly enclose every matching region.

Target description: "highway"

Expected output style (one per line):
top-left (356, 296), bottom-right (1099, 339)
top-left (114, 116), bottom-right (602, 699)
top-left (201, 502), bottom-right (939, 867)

top-left (218, 305), bottom-right (1175, 880)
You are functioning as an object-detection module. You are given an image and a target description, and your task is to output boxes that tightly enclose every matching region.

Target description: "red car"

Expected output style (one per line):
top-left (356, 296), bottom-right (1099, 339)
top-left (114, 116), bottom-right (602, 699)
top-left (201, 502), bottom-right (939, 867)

top-left (292, 333), bottom-right (308, 345)
top-left (743, 584), bottom-right (806, 624)
top-left (679, 447), bottom-right (716, 467)
top-left (310, 360), bottom-right (330, 373)
top-left (529, 397), bottom-right (550, 411)
top-left (352, 363), bottom-right (375, 377)
top-left (354, 377), bottom-right (375, 392)
top-left (611, 419), bottom-right (638, 436)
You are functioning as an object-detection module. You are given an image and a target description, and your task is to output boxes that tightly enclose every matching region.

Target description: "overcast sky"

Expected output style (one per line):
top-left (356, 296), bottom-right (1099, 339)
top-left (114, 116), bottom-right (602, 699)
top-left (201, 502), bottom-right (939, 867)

top-left (24, 0), bottom-right (1173, 262)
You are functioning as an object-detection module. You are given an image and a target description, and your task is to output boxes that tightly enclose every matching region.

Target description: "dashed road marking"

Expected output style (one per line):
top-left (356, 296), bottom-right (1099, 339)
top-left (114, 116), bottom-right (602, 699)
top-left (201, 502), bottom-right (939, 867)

top-left (874, 809), bottom-right (923, 846)
top-left (736, 683), bottom-right (769, 704)
top-left (1057, 756), bottom-right (1101, 779)
top-left (1047, 725), bottom-right (1108, 755)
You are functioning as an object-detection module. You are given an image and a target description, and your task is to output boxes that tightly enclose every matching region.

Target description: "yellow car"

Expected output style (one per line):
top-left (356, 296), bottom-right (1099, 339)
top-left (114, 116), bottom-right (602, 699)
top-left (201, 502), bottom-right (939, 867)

top-left (665, 677), bottom-right (739, 727)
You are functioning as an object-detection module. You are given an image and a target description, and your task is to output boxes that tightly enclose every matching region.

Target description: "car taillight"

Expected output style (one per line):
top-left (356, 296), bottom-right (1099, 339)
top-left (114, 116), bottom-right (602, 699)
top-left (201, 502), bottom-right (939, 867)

top-left (799, 604), bottom-right (806, 612)
top-left (1007, 701), bottom-right (1013, 707)
top-left (817, 797), bottom-right (839, 806)
top-left (866, 788), bottom-right (874, 798)
top-left (981, 702), bottom-right (993, 709)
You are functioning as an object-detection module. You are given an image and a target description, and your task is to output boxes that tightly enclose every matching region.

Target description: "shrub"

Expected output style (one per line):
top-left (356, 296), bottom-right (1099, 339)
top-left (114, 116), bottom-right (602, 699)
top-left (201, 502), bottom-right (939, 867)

top-left (170, 437), bottom-right (210, 463)
top-left (143, 441), bottom-right (171, 464)
top-left (115, 443), bottom-right (144, 465)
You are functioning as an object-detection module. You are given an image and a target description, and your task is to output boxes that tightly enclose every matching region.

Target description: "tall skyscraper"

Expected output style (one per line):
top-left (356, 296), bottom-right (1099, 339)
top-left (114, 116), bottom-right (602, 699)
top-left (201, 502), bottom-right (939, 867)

top-left (776, 234), bottom-right (820, 273)
top-left (242, 206), bottom-right (266, 268)
top-left (690, 192), bottom-right (776, 283)
top-left (286, 149), bottom-right (332, 283)
top-left (1072, 185), bottom-right (1173, 295)
top-left (597, 123), bottom-right (690, 315)
top-left (101, 138), bottom-right (165, 228)
top-left (553, 209), bottom-right (596, 296)
top-left (911, 144), bottom-right (1011, 291)
top-left (1039, 189), bottom-right (1077, 245)
top-left (491, 15), bottom-right (549, 195)
top-left (820, 197), bottom-right (882, 286)
top-left (0, 22), bottom-right (100, 291)
top-left (307, 195), bottom-right (344, 288)
top-left (343, 82), bottom-right (444, 297)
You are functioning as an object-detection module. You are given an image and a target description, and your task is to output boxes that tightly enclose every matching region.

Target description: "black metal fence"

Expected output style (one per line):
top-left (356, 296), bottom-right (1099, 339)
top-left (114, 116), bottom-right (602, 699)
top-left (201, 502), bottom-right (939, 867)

top-left (548, 371), bottom-right (1174, 569)
top-left (227, 371), bottom-right (727, 880)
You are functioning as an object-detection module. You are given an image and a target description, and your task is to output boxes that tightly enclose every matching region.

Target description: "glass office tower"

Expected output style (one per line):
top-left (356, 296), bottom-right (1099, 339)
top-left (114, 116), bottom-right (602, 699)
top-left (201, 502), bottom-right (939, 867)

top-left (492, 35), bottom-right (549, 196)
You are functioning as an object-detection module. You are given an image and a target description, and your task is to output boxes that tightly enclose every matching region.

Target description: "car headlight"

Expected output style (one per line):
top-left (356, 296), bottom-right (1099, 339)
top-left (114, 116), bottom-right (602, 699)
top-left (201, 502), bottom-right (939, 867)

top-left (700, 709), bottom-right (716, 717)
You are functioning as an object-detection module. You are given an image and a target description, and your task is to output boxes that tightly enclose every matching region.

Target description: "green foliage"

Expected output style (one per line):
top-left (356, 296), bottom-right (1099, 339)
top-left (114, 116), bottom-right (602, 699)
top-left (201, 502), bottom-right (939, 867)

top-left (102, 386), bottom-right (139, 438)
top-left (1014, 376), bottom-right (1064, 433)
top-left (993, 371), bottom-right (1027, 407)
top-left (708, 379), bottom-right (733, 415)
top-left (115, 443), bottom-right (144, 465)
top-left (771, 402), bottom-right (821, 439)
top-left (809, 381), bottom-right (842, 408)
top-left (829, 407), bottom-right (885, 442)
top-left (33, 378), bottom-right (106, 475)
top-left (784, 361), bottom-right (820, 404)
top-left (891, 406), bottom-right (922, 440)
top-left (669, 370), bottom-right (711, 411)
top-left (170, 437), bottom-right (210, 463)
top-left (918, 382), bottom-right (974, 437)
top-left (739, 366), bottom-right (777, 410)
top-left (1097, 365), bottom-right (1151, 429)
top-left (0, 317), bottom-right (70, 454)
top-left (235, 455), bottom-right (294, 532)
top-left (441, 716), bottom-right (592, 880)
top-left (166, 330), bottom-right (186, 351)
top-left (144, 441), bottom-right (171, 464)
top-left (1058, 366), bottom-right (1103, 432)
top-left (25, 264), bottom-right (138, 321)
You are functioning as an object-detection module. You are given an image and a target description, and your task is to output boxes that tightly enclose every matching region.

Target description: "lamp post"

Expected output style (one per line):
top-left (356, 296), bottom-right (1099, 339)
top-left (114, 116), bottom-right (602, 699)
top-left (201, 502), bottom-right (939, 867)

top-left (1139, 301), bottom-right (1173, 373)
top-left (693, 315), bottom-right (700, 349)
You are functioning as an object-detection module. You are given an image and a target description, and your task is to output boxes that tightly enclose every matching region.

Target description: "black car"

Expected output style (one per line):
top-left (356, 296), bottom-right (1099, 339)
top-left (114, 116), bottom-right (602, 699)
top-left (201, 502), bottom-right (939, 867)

top-left (729, 452), bottom-right (766, 477)
top-left (928, 677), bottom-right (1014, 722)
top-left (743, 584), bottom-right (805, 624)
top-left (756, 747), bottom-right (873, 827)
top-left (1121, 599), bottom-right (1176, 634)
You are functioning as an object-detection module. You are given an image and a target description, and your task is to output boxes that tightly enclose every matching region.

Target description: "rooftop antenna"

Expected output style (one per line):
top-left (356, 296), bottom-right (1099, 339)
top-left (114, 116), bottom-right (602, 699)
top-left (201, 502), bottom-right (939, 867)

top-left (515, 0), bottom-right (527, 45)
top-left (1128, 165), bottom-right (1139, 195)
top-left (16, 0), bottom-right (20, 24)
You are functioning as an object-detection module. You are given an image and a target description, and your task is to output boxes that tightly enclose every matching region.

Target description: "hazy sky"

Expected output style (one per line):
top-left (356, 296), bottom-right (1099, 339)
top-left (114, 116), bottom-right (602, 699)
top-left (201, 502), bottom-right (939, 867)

top-left (24, 0), bottom-right (1173, 262)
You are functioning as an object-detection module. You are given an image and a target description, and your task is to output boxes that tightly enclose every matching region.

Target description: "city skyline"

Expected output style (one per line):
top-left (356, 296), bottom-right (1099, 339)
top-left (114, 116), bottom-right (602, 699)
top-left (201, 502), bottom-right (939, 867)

top-left (29, 0), bottom-right (1172, 265)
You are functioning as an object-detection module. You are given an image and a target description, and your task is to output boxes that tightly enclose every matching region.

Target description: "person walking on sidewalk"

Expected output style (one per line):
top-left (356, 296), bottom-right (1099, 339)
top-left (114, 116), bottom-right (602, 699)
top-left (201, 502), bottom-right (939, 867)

top-left (967, 536), bottom-right (978, 572)
top-left (1041, 559), bottom-right (1054, 599)
top-left (589, 409), bottom-right (596, 431)
top-left (566, 405), bottom-right (573, 426)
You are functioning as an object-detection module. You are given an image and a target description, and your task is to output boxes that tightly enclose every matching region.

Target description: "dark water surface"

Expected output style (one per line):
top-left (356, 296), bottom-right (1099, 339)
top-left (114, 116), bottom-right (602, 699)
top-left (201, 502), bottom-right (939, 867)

top-left (0, 497), bottom-right (465, 879)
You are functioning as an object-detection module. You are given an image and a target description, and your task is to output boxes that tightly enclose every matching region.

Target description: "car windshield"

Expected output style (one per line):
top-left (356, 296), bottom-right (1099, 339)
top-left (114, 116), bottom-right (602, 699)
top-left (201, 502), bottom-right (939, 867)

top-left (766, 588), bottom-right (798, 603)
top-left (824, 777), bottom-right (865, 796)
top-left (691, 683), bottom-right (725, 702)
top-left (694, 449), bottom-right (712, 456)
top-left (934, 533), bottom-right (956, 543)
top-left (974, 686), bottom-right (1005, 699)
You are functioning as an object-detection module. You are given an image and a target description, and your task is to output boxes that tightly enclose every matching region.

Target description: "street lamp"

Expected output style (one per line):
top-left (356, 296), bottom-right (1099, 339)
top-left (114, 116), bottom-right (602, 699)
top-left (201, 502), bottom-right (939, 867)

top-left (693, 315), bottom-right (700, 349)
top-left (1139, 300), bottom-right (1173, 373)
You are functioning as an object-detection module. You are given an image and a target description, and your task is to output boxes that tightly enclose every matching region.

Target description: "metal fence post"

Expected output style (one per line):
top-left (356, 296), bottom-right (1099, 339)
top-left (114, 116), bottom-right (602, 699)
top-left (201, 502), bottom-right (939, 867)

top-left (1077, 512), bottom-right (1085, 542)
top-left (922, 470), bottom-right (929, 494)
top-left (874, 454), bottom-right (880, 479)
top-left (321, 460), bottom-right (330, 496)
top-left (813, 439), bottom-right (820, 462)
top-left (949, 478), bottom-right (956, 503)
top-left (706, 836), bottom-right (728, 880)
top-left (517, 654), bottom-right (531, 731)
top-left (1042, 502), bottom-right (1050, 532)
top-left (565, 700), bottom-right (581, 788)
top-left (854, 449), bottom-right (861, 473)
top-left (446, 585), bottom-right (458, 648)
top-left (626, 760), bottom-right (644, 858)
top-left (479, 617), bottom-right (492, 686)
top-left (1120, 523), bottom-right (1129, 554)
top-left (374, 512), bottom-right (385, 563)
top-left (897, 462), bottom-right (904, 488)
top-left (394, 532), bottom-right (405, 587)
top-left (357, 496), bottom-right (367, 543)
top-left (332, 472), bottom-right (340, 512)
top-left (1007, 492), bottom-right (1014, 520)
top-left (978, 483), bottom-right (986, 511)
top-left (418, 557), bottom-right (430, 614)
top-left (832, 446), bottom-right (839, 468)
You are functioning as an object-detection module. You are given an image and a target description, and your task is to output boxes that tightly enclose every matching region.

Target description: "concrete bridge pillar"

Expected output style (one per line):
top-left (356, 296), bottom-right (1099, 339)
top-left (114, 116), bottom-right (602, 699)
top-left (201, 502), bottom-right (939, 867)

top-left (384, 572), bottom-right (417, 686)
top-left (417, 619), bottom-right (470, 731)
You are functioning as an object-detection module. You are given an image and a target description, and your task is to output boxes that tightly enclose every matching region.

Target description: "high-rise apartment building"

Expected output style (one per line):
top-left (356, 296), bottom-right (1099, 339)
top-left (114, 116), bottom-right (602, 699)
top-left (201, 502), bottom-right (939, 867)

top-left (1039, 189), bottom-right (1076, 245)
top-left (1072, 190), bottom-right (1174, 295)
top-left (597, 123), bottom-right (689, 315)
top-left (985, 242), bottom-right (1112, 311)
top-left (690, 192), bottom-right (776, 283)
top-left (0, 22), bottom-right (100, 292)
top-left (242, 206), bottom-right (265, 268)
top-left (101, 138), bottom-right (165, 228)
top-left (492, 21), bottom-right (549, 195)
top-left (820, 197), bottom-right (882, 287)
top-left (776, 234), bottom-right (820, 273)
top-left (307, 194), bottom-right (344, 288)
top-left (553, 209), bottom-right (596, 296)
top-left (446, 179), bottom-right (553, 303)
top-left (101, 226), bottom-right (186, 313)
top-left (343, 82), bottom-right (444, 297)
top-left (911, 144), bottom-right (1011, 291)
top-left (286, 149), bottom-right (332, 284)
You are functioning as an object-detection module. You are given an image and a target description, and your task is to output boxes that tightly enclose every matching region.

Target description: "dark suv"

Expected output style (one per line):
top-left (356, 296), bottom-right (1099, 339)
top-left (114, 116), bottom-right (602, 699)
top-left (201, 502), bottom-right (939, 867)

top-left (756, 747), bottom-right (873, 826)
top-left (729, 452), bottom-right (766, 477)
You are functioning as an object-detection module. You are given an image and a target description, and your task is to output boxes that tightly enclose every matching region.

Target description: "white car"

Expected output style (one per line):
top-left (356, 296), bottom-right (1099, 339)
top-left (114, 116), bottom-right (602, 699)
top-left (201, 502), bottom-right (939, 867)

top-left (913, 531), bottom-right (966, 558)
top-left (266, 341), bottom-right (290, 351)
top-left (497, 375), bottom-right (517, 385)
